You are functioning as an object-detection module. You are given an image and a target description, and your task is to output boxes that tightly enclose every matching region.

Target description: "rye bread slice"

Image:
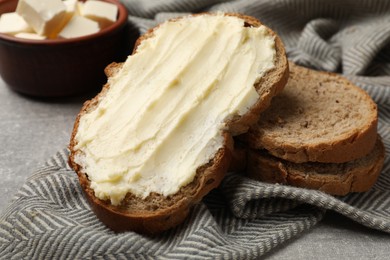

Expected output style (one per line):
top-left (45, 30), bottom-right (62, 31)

top-left (242, 62), bottom-right (378, 163)
top-left (246, 136), bottom-right (385, 196)
top-left (68, 13), bottom-right (289, 234)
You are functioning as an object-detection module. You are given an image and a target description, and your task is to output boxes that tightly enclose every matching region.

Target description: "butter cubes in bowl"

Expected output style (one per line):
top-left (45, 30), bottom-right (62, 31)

top-left (0, 0), bottom-right (132, 97)
top-left (1, 0), bottom-right (119, 39)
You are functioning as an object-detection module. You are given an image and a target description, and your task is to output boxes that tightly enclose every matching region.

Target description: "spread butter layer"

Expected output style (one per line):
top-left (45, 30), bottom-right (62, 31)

top-left (74, 13), bottom-right (276, 205)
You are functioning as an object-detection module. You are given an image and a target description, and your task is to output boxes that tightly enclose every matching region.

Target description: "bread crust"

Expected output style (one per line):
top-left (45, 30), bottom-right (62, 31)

top-left (246, 136), bottom-right (385, 196)
top-left (242, 62), bottom-right (378, 163)
top-left (75, 134), bottom-right (232, 234)
top-left (68, 13), bottom-right (288, 234)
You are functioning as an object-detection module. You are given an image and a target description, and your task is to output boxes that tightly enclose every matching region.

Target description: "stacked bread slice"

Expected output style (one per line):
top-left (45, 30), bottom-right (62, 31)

top-left (241, 62), bottom-right (385, 195)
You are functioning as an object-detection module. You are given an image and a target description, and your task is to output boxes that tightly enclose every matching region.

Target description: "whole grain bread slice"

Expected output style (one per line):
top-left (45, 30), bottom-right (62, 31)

top-left (241, 62), bottom-right (378, 163)
top-left (247, 136), bottom-right (385, 196)
top-left (68, 13), bottom-right (289, 234)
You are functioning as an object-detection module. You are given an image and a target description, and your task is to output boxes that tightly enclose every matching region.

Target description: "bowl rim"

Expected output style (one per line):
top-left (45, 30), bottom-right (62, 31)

top-left (0, 0), bottom-right (128, 46)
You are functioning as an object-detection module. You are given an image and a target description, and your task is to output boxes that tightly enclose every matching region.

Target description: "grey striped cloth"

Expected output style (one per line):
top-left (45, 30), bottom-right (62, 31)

top-left (1, 0), bottom-right (390, 258)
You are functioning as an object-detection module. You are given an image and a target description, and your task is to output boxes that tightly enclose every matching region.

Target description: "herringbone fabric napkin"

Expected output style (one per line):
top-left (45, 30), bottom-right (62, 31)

top-left (1, 0), bottom-right (390, 258)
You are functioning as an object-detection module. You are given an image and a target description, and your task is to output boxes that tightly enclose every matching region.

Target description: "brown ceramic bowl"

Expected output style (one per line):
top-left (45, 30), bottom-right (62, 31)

top-left (0, 0), bottom-right (131, 97)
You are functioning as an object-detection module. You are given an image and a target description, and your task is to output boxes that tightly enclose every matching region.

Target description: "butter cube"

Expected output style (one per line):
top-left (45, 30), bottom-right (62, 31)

top-left (62, 0), bottom-right (78, 25)
top-left (81, 0), bottom-right (118, 29)
top-left (0, 12), bottom-right (33, 35)
top-left (77, 1), bottom-right (85, 15)
top-left (64, 0), bottom-right (81, 15)
top-left (16, 0), bottom-right (67, 38)
top-left (15, 32), bottom-right (46, 40)
top-left (58, 15), bottom-right (99, 39)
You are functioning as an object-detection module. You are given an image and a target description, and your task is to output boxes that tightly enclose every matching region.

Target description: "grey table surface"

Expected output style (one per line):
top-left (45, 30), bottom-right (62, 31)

top-left (0, 77), bottom-right (389, 259)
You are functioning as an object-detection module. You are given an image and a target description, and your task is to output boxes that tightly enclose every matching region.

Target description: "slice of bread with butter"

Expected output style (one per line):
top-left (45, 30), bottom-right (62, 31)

top-left (68, 12), bottom-right (289, 234)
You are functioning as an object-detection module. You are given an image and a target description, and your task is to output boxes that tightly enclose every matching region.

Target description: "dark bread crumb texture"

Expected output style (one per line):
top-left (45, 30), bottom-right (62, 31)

top-left (242, 62), bottom-right (378, 163)
top-left (242, 62), bottom-right (383, 196)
